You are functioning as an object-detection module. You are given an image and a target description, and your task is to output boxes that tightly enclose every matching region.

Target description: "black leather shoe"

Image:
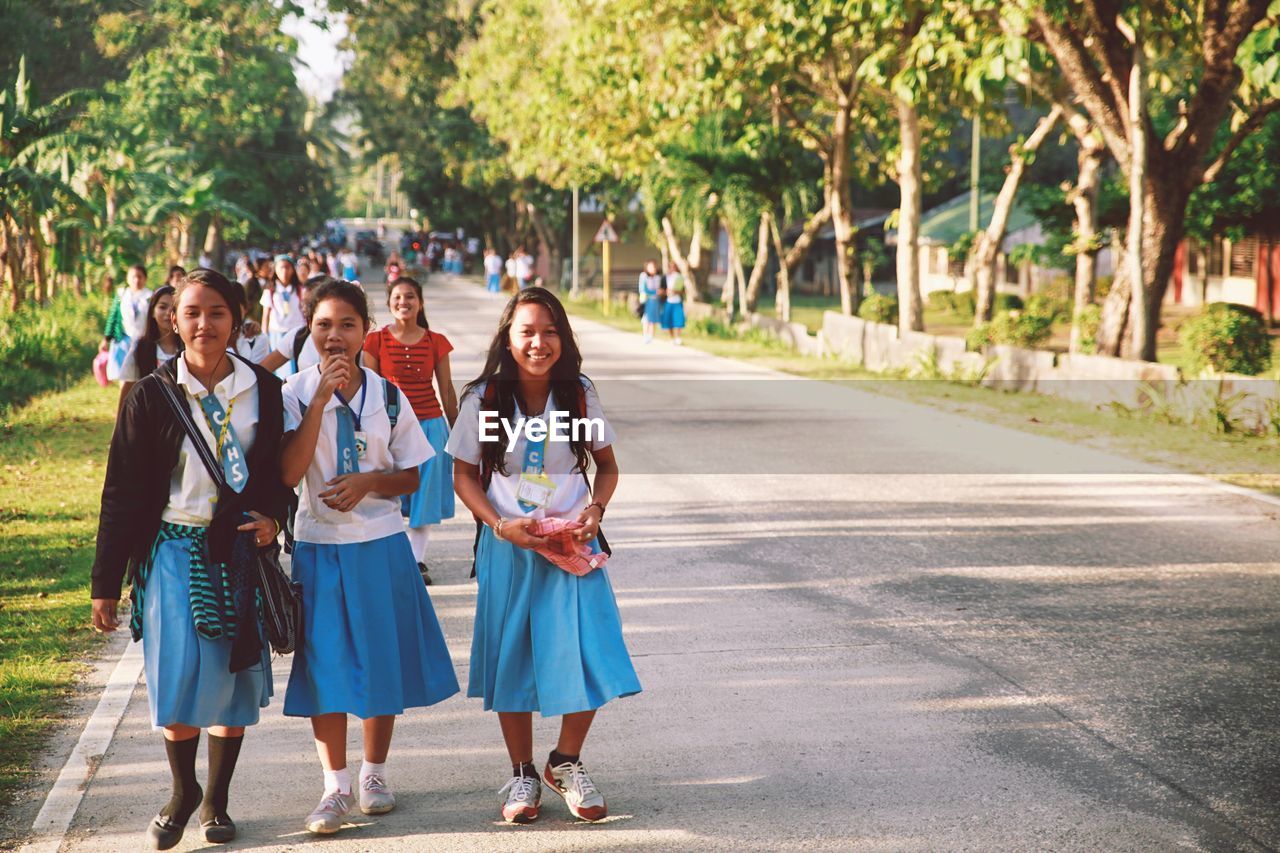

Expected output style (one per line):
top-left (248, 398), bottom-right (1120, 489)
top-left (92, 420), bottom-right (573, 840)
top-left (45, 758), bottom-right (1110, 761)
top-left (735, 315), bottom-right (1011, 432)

top-left (146, 814), bottom-right (187, 850)
top-left (201, 813), bottom-right (237, 843)
top-left (418, 561), bottom-right (433, 586)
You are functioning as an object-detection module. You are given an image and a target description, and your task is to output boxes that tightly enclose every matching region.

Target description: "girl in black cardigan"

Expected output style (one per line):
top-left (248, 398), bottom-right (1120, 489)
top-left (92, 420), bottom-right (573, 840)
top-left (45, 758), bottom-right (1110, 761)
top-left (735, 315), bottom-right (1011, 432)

top-left (91, 269), bottom-right (287, 850)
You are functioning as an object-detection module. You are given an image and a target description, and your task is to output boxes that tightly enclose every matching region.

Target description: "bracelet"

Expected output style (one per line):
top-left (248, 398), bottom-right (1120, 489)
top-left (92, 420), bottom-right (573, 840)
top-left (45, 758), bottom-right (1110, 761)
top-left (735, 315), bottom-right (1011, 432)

top-left (586, 501), bottom-right (606, 518)
top-left (492, 517), bottom-right (507, 540)
top-left (272, 518), bottom-right (282, 538)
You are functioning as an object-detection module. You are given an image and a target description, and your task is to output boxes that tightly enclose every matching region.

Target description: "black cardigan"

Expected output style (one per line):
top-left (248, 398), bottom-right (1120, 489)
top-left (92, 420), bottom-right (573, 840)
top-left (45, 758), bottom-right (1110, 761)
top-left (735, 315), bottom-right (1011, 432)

top-left (91, 355), bottom-right (288, 602)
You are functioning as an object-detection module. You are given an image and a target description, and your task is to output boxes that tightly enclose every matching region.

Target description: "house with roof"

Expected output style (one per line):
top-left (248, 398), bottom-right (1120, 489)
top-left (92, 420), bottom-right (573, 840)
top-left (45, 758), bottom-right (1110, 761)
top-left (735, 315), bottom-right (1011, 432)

top-left (1164, 234), bottom-right (1280, 323)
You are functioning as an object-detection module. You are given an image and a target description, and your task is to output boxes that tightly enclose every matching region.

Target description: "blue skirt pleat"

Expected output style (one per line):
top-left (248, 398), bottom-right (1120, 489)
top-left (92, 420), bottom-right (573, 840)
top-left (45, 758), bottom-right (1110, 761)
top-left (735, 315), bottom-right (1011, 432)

top-left (661, 301), bottom-right (686, 329)
top-left (401, 416), bottom-right (455, 527)
top-left (284, 533), bottom-right (459, 718)
top-left (142, 537), bottom-right (272, 729)
top-left (642, 298), bottom-right (663, 323)
top-left (469, 527), bottom-right (641, 716)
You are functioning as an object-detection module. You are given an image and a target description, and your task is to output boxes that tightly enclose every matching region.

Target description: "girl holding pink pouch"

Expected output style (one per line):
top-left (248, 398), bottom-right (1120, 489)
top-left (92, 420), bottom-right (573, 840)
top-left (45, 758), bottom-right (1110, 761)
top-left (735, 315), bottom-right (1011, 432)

top-left (447, 287), bottom-right (641, 827)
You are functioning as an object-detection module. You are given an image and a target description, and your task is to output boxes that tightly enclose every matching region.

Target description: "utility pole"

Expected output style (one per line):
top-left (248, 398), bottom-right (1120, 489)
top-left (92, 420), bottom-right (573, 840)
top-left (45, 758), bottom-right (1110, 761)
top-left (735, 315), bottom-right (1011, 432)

top-left (969, 116), bottom-right (980, 232)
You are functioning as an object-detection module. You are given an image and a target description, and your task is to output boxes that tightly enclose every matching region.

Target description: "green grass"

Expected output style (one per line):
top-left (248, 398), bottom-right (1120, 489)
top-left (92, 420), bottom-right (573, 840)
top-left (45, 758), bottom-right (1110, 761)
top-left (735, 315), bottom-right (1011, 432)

top-left (564, 293), bottom-right (1280, 496)
top-left (0, 378), bottom-right (114, 803)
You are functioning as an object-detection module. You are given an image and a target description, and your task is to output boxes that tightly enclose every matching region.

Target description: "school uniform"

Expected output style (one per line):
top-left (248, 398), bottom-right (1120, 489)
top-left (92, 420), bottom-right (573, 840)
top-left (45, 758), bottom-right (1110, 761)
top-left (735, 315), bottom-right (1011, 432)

top-left (281, 365), bottom-right (459, 718)
top-left (261, 285), bottom-right (307, 354)
top-left (363, 327), bottom-right (456, 527)
top-left (104, 286), bottom-right (153, 381)
top-left (638, 273), bottom-right (663, 324)
top-left (445, 380), bottom-right (641, 716)
top-left (272, 330), bottom-right (321, 374)
top-left (661, 273), bottom-right (686, 330)
top-left (119, 339), bottom-right (180, 382)
top-left (484, 255), bottom-right (503, 293)
top-left (93, 356), bottom-right (287, 729)
top-left (233, 333), bottom-right (271, 365)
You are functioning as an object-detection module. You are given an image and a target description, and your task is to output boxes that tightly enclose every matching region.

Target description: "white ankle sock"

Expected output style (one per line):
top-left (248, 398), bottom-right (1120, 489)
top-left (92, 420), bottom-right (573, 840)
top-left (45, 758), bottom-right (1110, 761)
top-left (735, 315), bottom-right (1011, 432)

top-left (360, 760), bottom-right (387, 782)
top-left (323, 767), bottom-right (351, 795)
top-left (406, 526), bottom-right (431, 564)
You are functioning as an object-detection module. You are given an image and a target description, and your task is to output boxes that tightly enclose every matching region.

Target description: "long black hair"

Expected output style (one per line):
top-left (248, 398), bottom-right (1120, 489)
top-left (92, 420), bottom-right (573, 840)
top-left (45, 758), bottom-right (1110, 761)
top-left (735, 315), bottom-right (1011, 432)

top-left (463, 287), bottom-right (592, 480)
top-left (135, 284), bottom-right (181, 376)
top-left (388, 275), bottom-right (430, 331)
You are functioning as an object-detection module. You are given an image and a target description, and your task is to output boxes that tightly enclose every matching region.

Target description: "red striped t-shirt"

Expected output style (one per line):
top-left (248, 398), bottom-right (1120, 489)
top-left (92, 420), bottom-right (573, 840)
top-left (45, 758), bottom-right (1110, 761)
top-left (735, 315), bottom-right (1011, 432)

top-left (363, 327), bottom-right (453, 420)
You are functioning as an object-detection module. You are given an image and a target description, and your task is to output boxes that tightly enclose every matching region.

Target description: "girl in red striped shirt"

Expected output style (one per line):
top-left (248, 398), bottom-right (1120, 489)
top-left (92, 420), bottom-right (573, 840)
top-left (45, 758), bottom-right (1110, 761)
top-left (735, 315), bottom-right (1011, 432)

top-left (362, 277), bottom-right (458, 582)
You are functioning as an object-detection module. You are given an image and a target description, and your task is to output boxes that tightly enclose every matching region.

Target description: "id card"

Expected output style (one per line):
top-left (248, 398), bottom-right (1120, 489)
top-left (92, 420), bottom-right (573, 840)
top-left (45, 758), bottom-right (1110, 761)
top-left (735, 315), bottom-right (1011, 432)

top-left (516, 472), bottom-right (556, 508)
top-left (354, 430), bottom-right (369, 460)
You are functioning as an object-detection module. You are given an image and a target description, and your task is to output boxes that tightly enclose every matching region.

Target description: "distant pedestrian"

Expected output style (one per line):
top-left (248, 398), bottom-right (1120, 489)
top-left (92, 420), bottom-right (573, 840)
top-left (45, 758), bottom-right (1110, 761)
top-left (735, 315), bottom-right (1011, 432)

top-left (280, 279), bottom-right (458, 835)
top-left (363, 276), bottom-right (458, 583)
top-left (447, 287), bottom-right (640, 825)
top-left (483, 248), bottom-right (503, 293)
top-left (261, 255), bottom-right (306, 358)
top-left (101, 264), bottom-right (153, 382)
top-left (338, 247), bottom-right (358, 282)
top-left (661, 263), bottom-right (686, 344)
top-left (91, 269), bottom-right (286, 849)
top-left (118, 284), bottom-right (182, 406)
top-left (514, 247), bottom-right (534, 289)
top-left (638, 259), bottom-right (663, 343)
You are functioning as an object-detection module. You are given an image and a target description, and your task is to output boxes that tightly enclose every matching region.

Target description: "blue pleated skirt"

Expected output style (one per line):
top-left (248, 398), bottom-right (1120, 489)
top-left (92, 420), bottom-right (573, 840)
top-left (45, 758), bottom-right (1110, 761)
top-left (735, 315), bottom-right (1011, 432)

top-left (470, 527), bottom-right (641, 716)
top-left (142, 537), bottom-right (273, 729)
top-left (661, 300), bottom-right (686, 329)
top-left (401, 416), bottom-right (455, 527)
top-left (284, 533), bottom-right (460, 718)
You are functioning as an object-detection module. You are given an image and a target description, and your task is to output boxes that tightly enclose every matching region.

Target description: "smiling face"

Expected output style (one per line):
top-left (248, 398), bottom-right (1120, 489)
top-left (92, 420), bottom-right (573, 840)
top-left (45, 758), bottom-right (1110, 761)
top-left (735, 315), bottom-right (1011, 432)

top-left (153, 292), bottom-right (175, 335)
top-left (310, 295), bottom-right (368, 363)
top-left (508, 302), bottom-right (561, 380)
top-left (175, 284), bottom-right (234, 357)
top-left (388, 282), bottom-right (422, 326)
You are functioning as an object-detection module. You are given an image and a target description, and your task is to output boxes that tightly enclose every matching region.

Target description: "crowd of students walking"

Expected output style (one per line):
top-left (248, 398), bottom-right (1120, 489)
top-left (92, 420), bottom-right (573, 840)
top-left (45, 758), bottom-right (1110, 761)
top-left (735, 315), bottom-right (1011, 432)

top-left (90, 248), bottom-right (640, 847)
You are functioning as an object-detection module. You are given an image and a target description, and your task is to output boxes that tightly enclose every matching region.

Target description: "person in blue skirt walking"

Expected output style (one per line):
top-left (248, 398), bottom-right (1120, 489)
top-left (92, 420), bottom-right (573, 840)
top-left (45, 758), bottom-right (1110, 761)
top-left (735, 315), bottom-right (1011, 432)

top-left (362, 276), bottom-right (457, 584)
top-left (638, 258), bottom-right (663, 343)
top-left (280, 278), bottom-right (459, 836)
top-left (448, 287), bottom-right (641, 825)
top-left (92, 269), bottom-right (288, 849)
top-left (661, 262), bottom-right (686, 344)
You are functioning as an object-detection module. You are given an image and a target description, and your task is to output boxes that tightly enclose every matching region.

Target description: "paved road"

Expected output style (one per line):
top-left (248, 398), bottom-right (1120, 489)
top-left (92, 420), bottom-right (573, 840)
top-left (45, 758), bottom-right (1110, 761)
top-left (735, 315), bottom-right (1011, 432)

top-left (33, 274), bottom-right (1280, 850)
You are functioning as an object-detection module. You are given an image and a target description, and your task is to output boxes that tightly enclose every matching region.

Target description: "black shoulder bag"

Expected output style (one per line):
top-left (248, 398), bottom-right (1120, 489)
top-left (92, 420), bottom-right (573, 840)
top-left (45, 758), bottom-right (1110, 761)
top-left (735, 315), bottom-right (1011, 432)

top-left (156, 375), bottom-right (303, 655)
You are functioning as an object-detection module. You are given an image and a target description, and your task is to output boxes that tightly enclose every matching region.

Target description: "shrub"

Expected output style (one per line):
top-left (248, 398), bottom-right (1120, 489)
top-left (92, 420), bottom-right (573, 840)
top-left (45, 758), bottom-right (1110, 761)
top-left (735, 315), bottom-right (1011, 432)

top-left (994, 293), bottom-right (1024, 312)
top-left (1073, 304), bottom-right (1102, 354)
top-left (1179, 302), bottom-right (1272, 376)
top-left (858, 292), bottom-right (898, 325)
top-left (967, 309), bottom-right (1055, 350)
top-left (926, 290), bottom-right (976, 318)
top-left (1025, 293), bottom-right (1069, 324)
top-left (0, 294), bottom-right (107, 415)
top-left (1095, 275), bottom-right (1114, 300)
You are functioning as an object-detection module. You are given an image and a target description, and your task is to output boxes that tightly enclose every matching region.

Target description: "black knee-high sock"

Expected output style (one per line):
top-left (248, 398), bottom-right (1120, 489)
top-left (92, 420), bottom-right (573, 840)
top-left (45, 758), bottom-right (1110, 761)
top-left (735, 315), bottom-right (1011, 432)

top-left (160, 735), bottom-right (201, 821)
top-left (200, 734), bottom-right (243, 822)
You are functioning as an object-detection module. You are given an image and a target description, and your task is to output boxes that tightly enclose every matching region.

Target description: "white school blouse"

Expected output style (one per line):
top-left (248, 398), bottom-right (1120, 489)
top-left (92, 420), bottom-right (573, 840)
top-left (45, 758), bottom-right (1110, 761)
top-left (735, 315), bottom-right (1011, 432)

top-left (161, 356), bottom-right (260, 528)
top-left (445, 380), bottom-right (616, 521)
top-left (272, 333), bottom-right (321, 370)
top-left (118, 340), bottom-right (179, 381)
top-left (118, 287), bottom-right (153, 339)
top-left (283, 365), bottom-right (433, 545)
top-left (233, 334), bottom-right (271, 364)
top-left (260, 285), bottom-right (307, 335)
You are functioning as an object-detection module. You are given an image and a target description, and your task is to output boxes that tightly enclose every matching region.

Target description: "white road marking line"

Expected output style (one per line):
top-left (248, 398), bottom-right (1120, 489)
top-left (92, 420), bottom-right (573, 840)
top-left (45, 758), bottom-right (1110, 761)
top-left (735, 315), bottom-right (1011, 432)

top-left (18, 638), bottom-right (144, 853)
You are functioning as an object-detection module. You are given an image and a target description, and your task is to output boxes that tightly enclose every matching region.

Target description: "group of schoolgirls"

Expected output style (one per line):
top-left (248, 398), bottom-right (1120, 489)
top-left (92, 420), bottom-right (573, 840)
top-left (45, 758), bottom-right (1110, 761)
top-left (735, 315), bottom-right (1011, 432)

top-left (90, 268), bottom-right (640, 849)
top-left (637, 258), bottom-right (686, 344)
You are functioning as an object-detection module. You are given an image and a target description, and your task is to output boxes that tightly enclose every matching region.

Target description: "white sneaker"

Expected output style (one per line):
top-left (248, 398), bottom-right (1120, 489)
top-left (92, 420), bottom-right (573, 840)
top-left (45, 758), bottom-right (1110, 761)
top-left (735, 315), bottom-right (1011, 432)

top-left (498, 773), bottom-right (541, 824)
top-left (305, 790), bottom-right (353, 834)
top-left (359, 773), bottom-right (396, 815)
top-left (543, 760), bottom-right (608, 821)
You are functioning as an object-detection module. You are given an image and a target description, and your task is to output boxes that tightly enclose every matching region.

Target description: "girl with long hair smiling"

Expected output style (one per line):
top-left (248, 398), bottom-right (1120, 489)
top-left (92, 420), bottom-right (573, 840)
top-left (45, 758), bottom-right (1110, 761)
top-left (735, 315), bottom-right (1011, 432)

top-left (446, 287), bottom-right (640, 825)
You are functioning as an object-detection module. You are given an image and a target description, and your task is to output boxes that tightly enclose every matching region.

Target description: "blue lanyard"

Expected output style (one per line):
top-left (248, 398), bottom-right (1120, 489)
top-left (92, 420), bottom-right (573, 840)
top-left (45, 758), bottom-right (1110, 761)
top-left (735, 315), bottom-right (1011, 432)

top-left (333, 378), bottom-right (367, 431)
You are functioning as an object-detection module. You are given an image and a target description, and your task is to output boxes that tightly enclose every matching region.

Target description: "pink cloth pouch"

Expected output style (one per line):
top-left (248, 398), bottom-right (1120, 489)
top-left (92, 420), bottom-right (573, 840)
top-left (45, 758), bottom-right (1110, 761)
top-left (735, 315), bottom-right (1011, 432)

top-left (526, 517), bottom-right (610, 576)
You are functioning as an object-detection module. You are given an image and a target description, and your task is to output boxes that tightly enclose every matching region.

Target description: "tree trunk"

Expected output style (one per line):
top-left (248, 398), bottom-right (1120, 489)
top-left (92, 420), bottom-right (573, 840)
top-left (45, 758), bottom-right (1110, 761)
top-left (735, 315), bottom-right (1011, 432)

top-left (4, 216), bottom-right (25, 310)
top-left (1068, 129), bottom-right (1104, 354)
top-left (894, 98), bottom-right (925, 332)
top-left (1124, 44), bottom-right (1149, 361)
top-left (661, 215), bottom-right (710, 302)
top-left (973, 106), bottom-right (1063, 323)
top-left (26, 215), bottom-right (48, 306)
top-left (744, 214), bottom-right (771, 313)
top-left (733, 237), bottom-right (749, 321)
top-left (525, 201), bottom-right (562, 289)
top-left (829, 103), bottom-right (860, 317)
top-left (721, 228), bottom-right (738, 315)
top-left (768, 216), bottom-right (793, 322)
top-left (203, 214), bottom-right (225, 271)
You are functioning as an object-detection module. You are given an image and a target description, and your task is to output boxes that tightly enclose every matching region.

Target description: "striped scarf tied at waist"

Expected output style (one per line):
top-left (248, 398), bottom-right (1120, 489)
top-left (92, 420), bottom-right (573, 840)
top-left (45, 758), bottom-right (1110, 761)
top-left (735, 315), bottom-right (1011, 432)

top-left (129, 521), bottom-right (255, 643)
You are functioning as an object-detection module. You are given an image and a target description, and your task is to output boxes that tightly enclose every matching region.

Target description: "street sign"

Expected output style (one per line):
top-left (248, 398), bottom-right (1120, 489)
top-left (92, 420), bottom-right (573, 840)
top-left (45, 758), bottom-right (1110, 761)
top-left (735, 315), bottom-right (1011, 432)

top-left (593, 220), bottom-right (619, 243)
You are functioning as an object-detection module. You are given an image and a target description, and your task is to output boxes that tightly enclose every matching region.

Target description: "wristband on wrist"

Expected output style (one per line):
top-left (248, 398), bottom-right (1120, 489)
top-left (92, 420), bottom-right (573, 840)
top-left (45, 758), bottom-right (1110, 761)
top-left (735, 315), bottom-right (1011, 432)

top-left (492, 517), bottom-right (507, 540)
top-left (586, 501), bottom-right (606, 518)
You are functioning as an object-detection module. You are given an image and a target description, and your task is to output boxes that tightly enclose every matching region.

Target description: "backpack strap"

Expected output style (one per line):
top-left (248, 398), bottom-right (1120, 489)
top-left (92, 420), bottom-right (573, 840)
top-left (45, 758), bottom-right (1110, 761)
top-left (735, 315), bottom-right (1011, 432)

top-left (383, 377), bottom-right (399, 429)
top-left (290, 327), bottom-right (310, 372)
